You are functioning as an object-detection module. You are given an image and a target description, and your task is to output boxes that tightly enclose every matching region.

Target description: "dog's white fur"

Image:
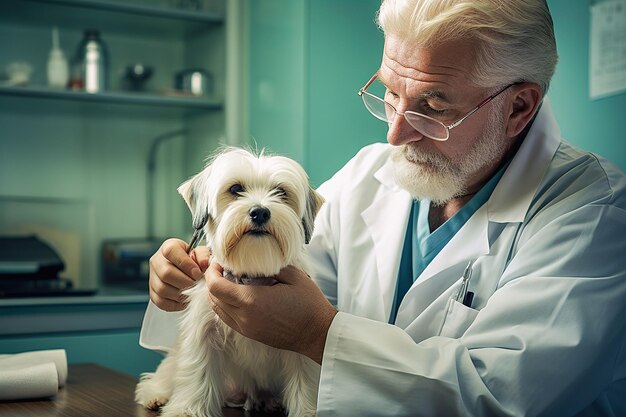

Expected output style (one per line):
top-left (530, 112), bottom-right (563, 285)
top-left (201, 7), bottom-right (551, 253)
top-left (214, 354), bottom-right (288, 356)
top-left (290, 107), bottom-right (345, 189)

top-left (135, 147), bottom-right (325, 417)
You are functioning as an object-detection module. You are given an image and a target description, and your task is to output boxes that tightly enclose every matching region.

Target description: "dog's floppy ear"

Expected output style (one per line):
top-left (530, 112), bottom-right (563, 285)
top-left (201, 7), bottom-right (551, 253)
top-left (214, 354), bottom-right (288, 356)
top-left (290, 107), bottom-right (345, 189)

top-left (177, 177), bottom-right (196, 211)
top-left (178, 168), bottom-right (212, 229)
top-left (302, 187), bottom-right (325, 244)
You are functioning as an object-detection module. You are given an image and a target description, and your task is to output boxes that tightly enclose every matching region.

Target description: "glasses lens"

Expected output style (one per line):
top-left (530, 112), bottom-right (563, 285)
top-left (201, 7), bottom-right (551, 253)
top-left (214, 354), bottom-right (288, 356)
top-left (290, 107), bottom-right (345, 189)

top-left (361, 90), bottom-right (449, 141)
top-left (361, 93), bottom-right (392, 123)
top-left (404, 112), bottom-right (449, 141)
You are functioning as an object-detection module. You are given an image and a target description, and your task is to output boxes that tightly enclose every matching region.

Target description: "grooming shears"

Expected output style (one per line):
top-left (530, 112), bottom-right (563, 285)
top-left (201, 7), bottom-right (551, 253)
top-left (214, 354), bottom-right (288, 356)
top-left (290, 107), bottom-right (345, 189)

top-left (186, 213), bottom-right (208, 255)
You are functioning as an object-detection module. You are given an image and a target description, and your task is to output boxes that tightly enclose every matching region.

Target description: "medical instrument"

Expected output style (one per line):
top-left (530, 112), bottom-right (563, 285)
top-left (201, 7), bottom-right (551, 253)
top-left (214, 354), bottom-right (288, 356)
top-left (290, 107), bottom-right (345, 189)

top-left (455, 261), bottom-right (474, 308)
top-left (186, 213), bottom-right (208, 255)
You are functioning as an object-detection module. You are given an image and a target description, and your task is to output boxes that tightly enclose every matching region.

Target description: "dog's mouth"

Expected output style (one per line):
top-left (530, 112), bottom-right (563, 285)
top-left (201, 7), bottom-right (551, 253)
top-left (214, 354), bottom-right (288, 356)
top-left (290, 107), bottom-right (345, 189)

top-left (245, 228), bottom-right (271, 237)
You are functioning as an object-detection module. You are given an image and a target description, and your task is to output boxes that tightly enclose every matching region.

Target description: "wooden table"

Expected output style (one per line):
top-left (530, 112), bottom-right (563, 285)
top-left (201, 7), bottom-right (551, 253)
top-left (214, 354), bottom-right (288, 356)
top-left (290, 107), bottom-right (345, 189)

top-left (0, 364), bottom-right (284, 417)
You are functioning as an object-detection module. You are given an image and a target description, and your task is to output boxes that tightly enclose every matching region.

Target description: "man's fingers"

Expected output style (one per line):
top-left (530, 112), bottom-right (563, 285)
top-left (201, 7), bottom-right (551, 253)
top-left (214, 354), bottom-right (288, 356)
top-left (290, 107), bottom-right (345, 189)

top-left (273, 265), bottom-right (309, 285)
top-left (160, 239), bottom-right (203, 280)
top-left (206, 262), bottom-right (244, 307)
top-left (150, 276), bottom-right (187, 304)
top-left (194, 246), bottom-right (211, 272)
top-left (210, 261), bottom-right (223, 275)
top-left (152, 262), bottom-right (196, 291)
top-left (150, 292), bottom-right (185, 312)
top-left (209, 293), bottom-right (243, 334)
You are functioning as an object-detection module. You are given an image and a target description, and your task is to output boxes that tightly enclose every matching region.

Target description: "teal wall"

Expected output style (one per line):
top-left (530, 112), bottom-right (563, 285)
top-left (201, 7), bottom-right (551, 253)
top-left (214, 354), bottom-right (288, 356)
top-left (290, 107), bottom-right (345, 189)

top-left (247, 0), bottom-right (386, 187)
top-left (248, 0), bottom-right (626, 185)
top-left (246, 1), bottom-right (307, 164)
top-left (307, 1), bottom-right (388, 186)
top-left (547, 0), bottom-right (626, 171)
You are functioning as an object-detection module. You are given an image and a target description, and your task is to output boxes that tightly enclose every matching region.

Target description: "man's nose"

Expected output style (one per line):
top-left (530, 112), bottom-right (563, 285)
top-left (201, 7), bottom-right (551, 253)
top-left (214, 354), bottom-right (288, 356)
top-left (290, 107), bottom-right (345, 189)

top-left (386, 111), bottom-right (425, 146)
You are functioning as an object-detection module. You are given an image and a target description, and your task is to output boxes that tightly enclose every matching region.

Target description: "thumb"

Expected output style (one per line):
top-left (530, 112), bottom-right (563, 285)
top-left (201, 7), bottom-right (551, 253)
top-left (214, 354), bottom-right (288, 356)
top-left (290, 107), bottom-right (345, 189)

top-left (273, 265), bottom-right (309, 285)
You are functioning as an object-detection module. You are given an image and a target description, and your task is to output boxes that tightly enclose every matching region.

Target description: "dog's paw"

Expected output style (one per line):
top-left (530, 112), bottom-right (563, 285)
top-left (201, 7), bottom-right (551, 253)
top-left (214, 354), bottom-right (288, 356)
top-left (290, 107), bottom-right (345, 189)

top-left (136, 393), bottom-right (169, 410)
top-left (134, 376), bottom-right (170, 410)
top-left (146, 397), bottom-right (169, 411)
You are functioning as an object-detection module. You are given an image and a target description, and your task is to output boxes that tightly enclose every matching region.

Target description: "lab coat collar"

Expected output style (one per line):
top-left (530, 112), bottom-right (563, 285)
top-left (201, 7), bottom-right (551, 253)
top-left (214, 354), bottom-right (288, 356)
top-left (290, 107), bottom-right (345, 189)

top-left (488, 98), bottom-right (561, 223)
top-left (362, 171), bottom-right (412, 318)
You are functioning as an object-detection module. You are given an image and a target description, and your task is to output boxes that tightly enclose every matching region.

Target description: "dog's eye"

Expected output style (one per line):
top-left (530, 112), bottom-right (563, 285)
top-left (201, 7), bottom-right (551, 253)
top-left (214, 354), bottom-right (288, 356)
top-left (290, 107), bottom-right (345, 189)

top-left (229, 184), bottom-right (244, 195)
top-left (275, 187), bottom-right (288, 199)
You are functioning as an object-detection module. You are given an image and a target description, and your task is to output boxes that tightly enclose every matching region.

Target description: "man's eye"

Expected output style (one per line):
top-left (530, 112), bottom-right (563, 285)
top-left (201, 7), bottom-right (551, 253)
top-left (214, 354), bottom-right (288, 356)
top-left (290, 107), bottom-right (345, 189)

top-left (423, 103), bottom-right (447, 116)
top-left (229, 184), bottom-right (244, 195)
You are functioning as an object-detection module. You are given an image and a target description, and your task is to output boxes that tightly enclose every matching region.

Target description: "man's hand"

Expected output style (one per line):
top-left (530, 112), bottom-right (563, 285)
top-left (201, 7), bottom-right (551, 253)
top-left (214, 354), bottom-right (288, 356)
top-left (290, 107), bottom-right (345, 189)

top-left (206, 263), bottom-right (337, 364)
top-left (149, 238), bottom-right (211, 311)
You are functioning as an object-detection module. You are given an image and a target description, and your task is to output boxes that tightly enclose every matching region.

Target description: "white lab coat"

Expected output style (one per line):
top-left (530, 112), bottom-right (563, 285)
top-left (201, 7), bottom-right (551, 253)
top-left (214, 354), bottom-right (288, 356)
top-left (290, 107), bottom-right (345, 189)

top-left (140, 100), bottom-right (626, 416)
top-left (309, 100), bottom-right (626, 416)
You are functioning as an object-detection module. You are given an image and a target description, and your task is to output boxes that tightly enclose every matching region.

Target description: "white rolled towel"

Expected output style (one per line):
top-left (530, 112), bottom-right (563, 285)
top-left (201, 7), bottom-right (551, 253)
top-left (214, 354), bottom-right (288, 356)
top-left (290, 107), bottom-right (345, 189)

top-left (0, 349), bottom-right (67, 400)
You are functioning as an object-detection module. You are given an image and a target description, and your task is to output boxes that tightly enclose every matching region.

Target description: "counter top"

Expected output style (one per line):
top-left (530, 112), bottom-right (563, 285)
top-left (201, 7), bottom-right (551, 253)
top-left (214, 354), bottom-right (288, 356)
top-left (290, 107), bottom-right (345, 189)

top-left (0, 364), bottom-right (283, 417)
top-left (0, 285), bottom-right (149, 307)
top-left (0, 285), bottom-right (151, 336)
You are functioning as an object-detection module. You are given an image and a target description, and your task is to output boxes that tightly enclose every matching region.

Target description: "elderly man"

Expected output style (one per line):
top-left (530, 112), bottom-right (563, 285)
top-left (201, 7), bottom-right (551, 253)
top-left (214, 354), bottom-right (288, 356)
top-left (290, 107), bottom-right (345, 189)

top-left (142, 0), bottom-right (626, 415)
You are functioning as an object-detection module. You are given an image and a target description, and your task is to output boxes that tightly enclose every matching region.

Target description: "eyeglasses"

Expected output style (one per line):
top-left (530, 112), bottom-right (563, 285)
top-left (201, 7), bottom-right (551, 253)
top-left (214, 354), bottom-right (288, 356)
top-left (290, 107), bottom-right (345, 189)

top-left (358, 72), bottom-right (517, 141)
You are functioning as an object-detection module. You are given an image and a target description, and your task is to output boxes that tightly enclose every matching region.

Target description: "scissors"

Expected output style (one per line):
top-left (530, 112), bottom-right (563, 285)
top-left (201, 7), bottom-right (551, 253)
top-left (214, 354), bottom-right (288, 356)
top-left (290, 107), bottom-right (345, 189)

top-left (186, 213), bottom-right (208, 255)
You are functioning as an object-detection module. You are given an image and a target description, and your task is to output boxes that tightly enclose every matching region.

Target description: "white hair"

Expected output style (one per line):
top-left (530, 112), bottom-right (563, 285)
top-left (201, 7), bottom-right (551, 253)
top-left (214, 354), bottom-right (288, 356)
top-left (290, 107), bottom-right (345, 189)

top-left (377, 0), bottom-right (558, 93)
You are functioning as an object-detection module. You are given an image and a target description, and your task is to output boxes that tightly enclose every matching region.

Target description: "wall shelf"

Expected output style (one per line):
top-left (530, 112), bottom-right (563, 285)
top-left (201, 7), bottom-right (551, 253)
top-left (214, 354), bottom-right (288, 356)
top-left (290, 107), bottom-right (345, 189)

top-left (0, 85), bottom-right (223, 110)
top-left (23, 0), bottom-right (224, 23)
top-left (0, 0), bottom-right (234, 295)
top-left (0, 0), bottom-right (224, 38)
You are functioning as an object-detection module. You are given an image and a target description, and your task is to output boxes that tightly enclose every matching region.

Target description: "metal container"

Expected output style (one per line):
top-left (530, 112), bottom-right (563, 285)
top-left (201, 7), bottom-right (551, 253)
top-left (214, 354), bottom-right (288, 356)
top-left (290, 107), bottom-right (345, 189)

top-left (73, 29), bottom-right (108, 93)
top-left (175, 69), bottom-right (212, 96)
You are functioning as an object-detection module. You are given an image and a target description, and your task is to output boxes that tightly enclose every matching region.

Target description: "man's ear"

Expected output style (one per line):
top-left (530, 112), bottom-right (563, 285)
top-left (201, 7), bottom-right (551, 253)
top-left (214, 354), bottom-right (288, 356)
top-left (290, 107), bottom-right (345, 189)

top-left (505, 83), bottom-right (543, 138)
top-left (302, 187), bottom-right (325, 244)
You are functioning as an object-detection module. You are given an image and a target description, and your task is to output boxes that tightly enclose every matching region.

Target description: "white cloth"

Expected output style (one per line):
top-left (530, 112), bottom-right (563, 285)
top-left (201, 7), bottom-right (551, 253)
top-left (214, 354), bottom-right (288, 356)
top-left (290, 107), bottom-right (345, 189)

top-left (0, 349), bottom-right (68, 400)
top-left (140, 300), bottom-right (181, 353)
top-left (310, 99), bottom-right (626, 416)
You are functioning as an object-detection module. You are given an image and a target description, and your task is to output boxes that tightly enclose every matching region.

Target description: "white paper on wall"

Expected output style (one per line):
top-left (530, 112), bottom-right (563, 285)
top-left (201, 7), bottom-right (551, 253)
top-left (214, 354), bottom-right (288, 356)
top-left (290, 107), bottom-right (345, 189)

top-left (589, 0), bottom-right (626, 99)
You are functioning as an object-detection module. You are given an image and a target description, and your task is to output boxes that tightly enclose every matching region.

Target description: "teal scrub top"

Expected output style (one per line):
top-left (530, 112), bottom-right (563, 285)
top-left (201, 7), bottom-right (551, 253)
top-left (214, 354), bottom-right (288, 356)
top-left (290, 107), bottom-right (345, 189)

top-left (389, 163), bottom-right (509, 324)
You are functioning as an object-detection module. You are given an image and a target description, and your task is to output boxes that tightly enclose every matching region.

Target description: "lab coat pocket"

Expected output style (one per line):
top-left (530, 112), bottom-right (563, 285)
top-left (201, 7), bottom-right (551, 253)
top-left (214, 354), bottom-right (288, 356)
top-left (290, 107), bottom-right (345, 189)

top-left (438, 297), bottom-right (479, 338)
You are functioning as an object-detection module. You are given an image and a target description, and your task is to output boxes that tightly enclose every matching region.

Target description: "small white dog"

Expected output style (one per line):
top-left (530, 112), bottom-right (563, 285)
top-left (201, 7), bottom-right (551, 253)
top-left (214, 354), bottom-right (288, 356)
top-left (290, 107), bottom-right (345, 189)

top-left (135, 147), bottom-right (325, 417)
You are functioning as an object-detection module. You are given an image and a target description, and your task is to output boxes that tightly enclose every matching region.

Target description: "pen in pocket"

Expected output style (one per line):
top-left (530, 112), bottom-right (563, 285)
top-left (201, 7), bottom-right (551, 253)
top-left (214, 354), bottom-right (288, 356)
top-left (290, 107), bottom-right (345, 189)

top-left (455, 261), bottom-right (474, 307)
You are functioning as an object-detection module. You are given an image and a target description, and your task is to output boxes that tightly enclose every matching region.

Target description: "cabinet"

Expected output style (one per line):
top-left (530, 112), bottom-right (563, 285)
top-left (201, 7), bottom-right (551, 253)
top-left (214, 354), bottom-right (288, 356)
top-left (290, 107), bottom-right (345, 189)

top-left (0, 0), bottom-right (245, 291)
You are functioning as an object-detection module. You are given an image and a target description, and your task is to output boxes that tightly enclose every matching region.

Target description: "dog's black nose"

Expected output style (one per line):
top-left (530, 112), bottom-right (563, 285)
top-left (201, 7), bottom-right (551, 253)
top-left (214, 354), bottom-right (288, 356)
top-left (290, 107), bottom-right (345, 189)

top-left (249, 206), bottom-right (271, 226)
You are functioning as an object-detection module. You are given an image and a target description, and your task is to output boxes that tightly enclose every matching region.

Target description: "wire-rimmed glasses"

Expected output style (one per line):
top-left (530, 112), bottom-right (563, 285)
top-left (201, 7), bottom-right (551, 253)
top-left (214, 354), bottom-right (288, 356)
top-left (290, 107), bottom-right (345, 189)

top-left (358, 72), bottom-right (517, 141)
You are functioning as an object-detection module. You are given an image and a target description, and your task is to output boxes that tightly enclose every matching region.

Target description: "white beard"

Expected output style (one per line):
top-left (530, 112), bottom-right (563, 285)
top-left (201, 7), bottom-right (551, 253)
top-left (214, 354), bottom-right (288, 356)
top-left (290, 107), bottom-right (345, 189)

top-left (391, 106), bottom-right (506, 206)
